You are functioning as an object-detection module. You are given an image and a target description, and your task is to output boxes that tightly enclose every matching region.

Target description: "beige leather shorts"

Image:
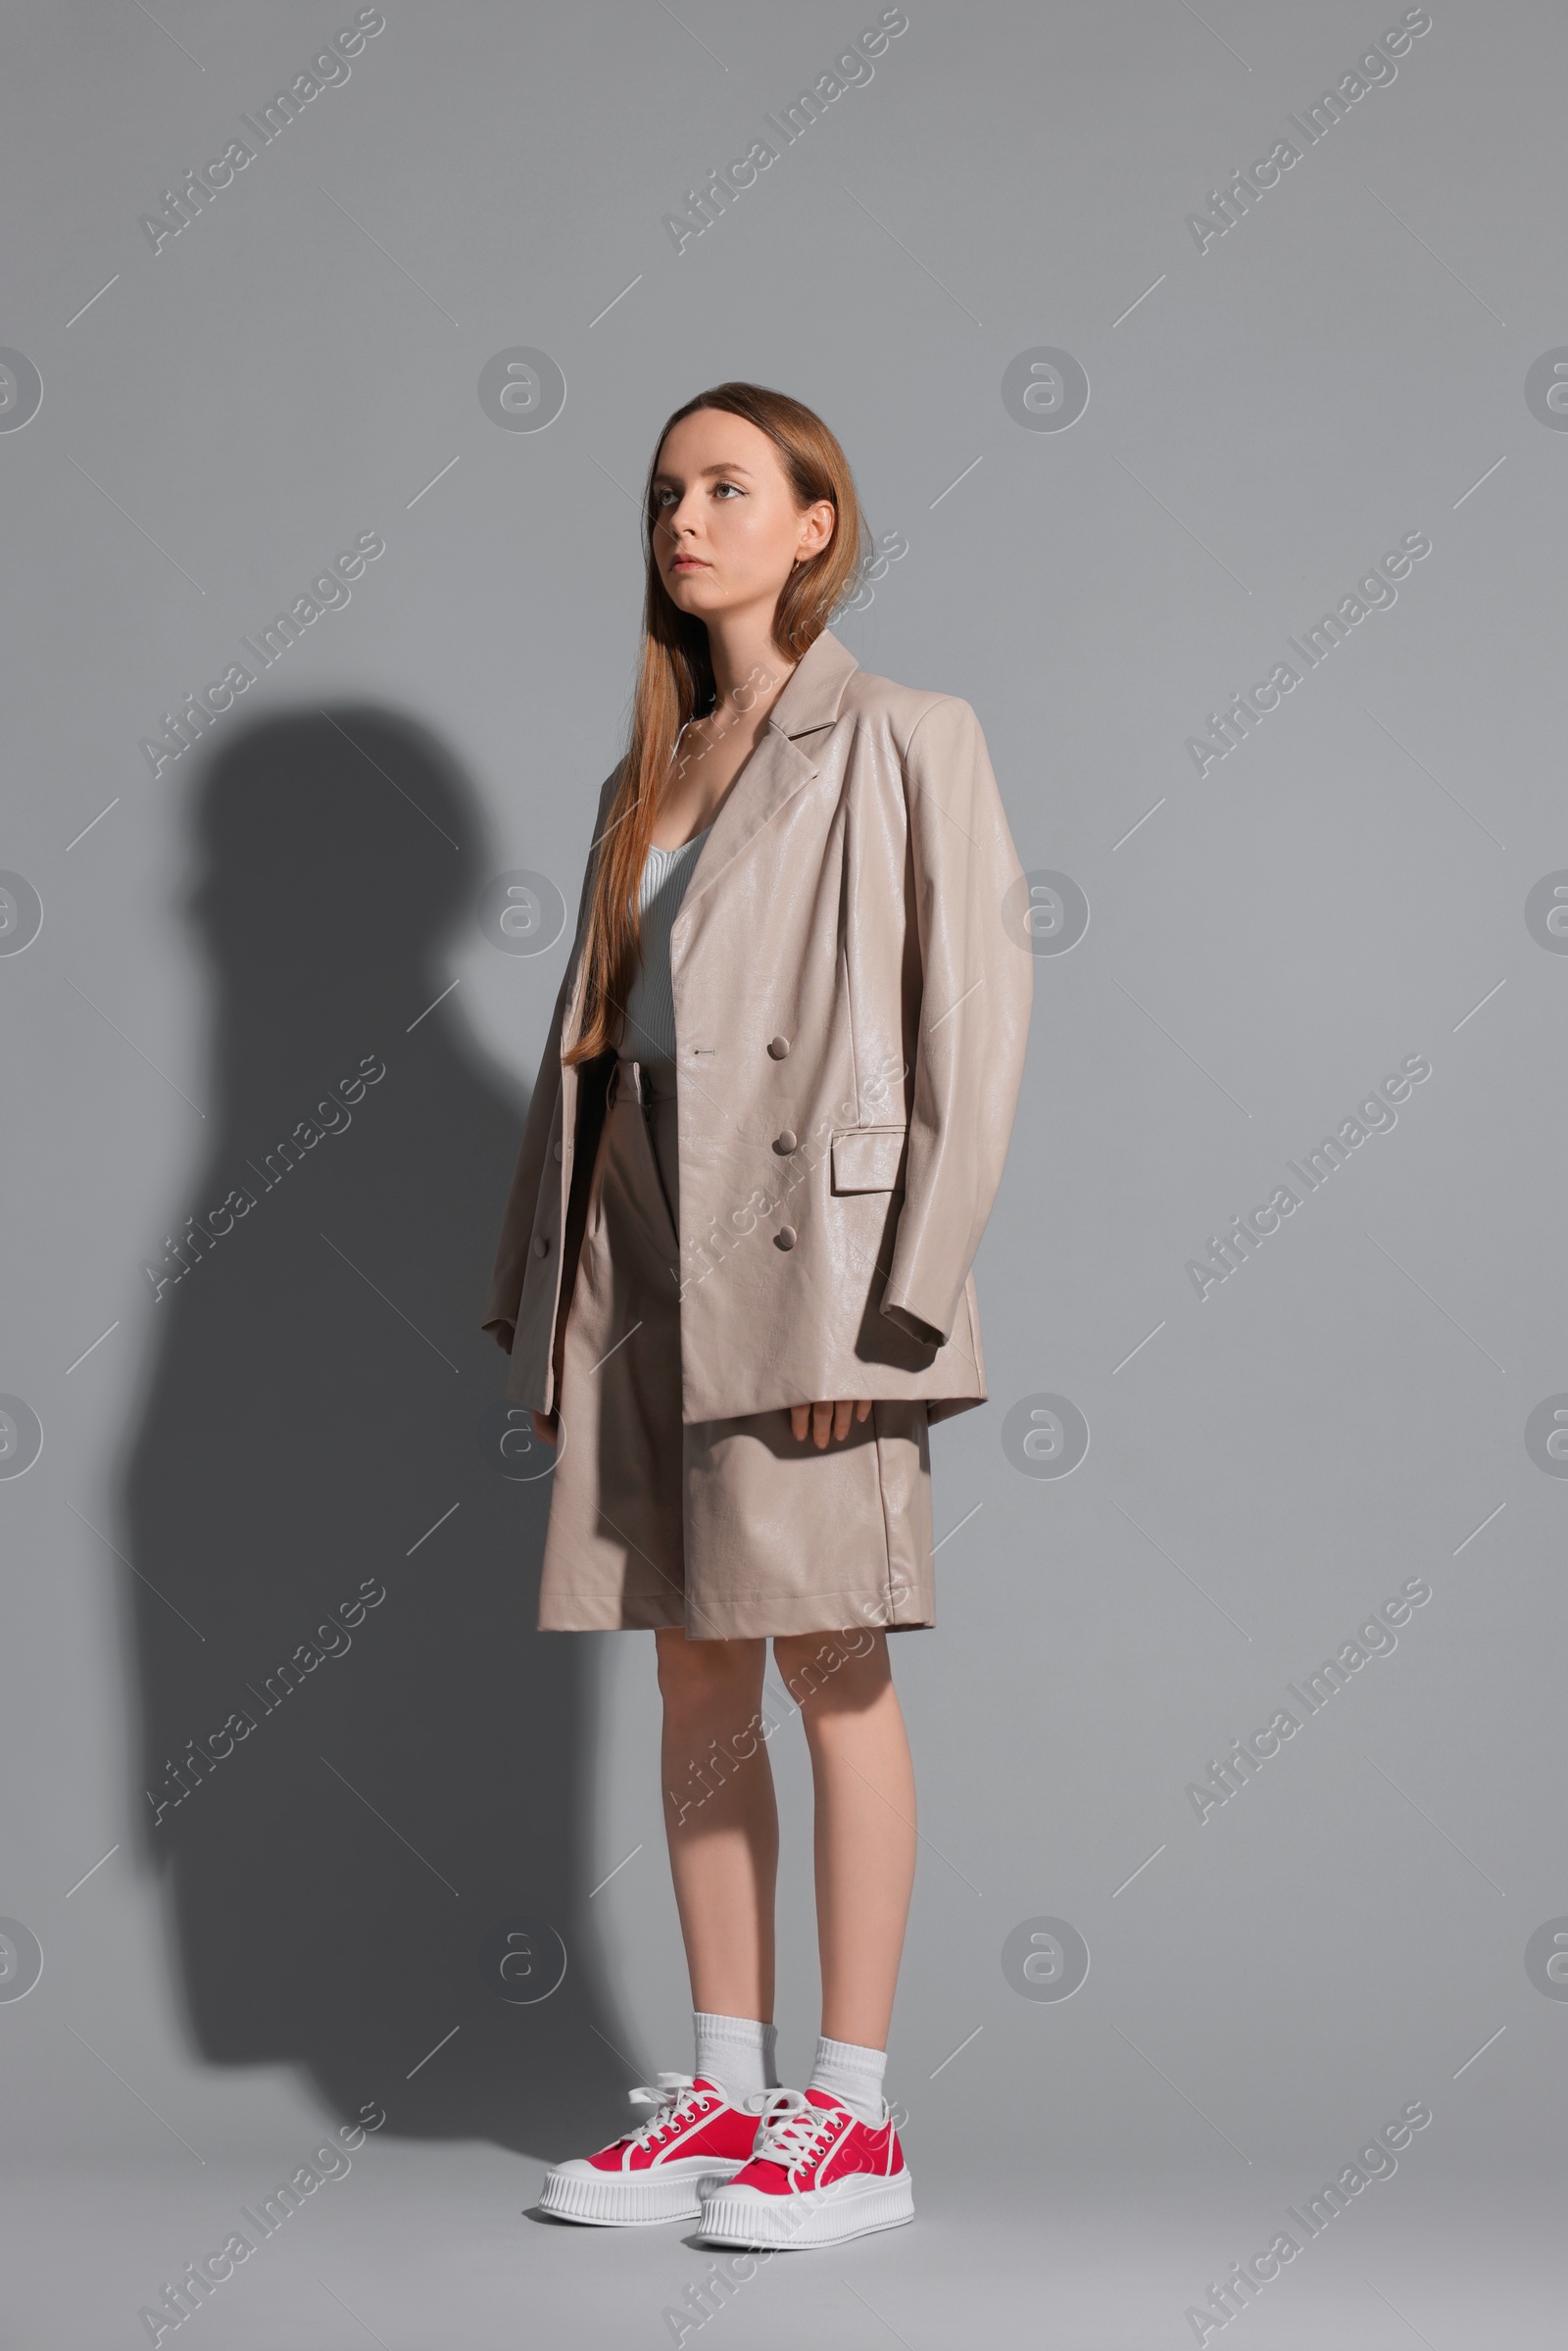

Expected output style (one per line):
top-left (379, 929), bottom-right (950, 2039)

top-left (537, 1057), bottom-right (934, 1641)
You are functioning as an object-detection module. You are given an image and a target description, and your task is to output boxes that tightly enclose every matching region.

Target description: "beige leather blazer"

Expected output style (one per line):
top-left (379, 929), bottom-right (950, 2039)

top-left (481, 626), bottom-right (1031, 1425)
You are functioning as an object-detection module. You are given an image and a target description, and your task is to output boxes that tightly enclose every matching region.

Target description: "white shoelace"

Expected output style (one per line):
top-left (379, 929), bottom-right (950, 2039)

top-left (618, 2070), bottom-right (710, 2150)
top-left (744, 2085), bottom-right (849, 2172)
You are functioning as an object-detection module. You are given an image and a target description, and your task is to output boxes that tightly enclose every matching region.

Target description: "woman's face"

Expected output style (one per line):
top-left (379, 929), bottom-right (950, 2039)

top-left (651, 409), bottom-right (834, 629)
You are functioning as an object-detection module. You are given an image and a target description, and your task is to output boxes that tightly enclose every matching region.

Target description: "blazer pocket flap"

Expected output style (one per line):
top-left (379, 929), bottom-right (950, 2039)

top-left (831, 1125), bottom-right (907, 1194)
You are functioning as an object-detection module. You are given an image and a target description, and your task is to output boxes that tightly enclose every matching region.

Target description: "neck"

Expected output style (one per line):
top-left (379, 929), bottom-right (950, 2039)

top-left (701, 610), bottom-right (798, 731)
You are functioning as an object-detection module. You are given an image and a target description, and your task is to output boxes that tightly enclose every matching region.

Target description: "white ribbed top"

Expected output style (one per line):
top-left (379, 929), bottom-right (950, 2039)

top-left (621, 827), bottom-right (710, 1062)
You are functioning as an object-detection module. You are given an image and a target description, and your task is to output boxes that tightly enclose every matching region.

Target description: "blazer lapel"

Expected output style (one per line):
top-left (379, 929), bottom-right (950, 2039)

top-left (678, 628), bottom-right (859, 913)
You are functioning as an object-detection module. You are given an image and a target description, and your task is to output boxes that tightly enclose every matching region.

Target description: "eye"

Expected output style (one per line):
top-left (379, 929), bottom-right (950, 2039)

top-left (712, 480), bottom-right (744, 499)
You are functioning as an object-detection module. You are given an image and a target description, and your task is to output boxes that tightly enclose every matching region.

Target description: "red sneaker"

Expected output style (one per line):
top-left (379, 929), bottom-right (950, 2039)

top-left (539, 2073), bottom-right (758, 2226)
top-left (698, 2085), bottom-right (913, 2248)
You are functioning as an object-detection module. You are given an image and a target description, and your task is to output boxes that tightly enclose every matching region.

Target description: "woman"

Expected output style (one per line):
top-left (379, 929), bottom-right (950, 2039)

top-left (481, 382), bottom-right (1030, 2249)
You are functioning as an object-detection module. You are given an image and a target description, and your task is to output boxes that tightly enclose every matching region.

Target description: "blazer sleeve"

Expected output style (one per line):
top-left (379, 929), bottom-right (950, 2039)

top-left (879, 697), bottom-right (1032, 1348)
top-left (479, 766), bottom-right (620, 1352)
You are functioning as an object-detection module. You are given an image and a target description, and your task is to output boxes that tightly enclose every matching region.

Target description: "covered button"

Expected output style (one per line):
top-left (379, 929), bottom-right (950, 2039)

top-left (766, 1035), bottom-right (791, 1059)
top-left (774, 1225), bottom-right (797, 1250)
top-left (532, 1234), bottom-right (550, 1256)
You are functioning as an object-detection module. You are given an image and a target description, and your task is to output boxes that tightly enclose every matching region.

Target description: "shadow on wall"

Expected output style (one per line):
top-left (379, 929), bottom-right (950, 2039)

top-left (120, 706), bottom-right (629, 2159)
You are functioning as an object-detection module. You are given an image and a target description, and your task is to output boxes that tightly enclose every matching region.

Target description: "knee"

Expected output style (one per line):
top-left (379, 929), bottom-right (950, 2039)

top-left (770, 1633), bottom-right (826, 1694)
top-left (656, 1630), bottom-right (763, 1717)
top-left (773, 1628), bottom-right (887, 1711)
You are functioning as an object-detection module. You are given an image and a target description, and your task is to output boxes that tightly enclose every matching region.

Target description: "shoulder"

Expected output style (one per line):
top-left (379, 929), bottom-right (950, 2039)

top-left (836, 665), bottom-right (982, 760)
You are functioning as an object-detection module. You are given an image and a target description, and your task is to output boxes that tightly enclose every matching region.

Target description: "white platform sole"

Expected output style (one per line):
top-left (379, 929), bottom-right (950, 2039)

top-left (539, 2157), bottom-right (746, 2227)
top-left (698, 2169), bottom-right (914, 2249)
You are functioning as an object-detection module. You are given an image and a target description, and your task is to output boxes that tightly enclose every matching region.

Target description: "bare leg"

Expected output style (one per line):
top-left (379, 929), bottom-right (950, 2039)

top-left (656, 1627), bottom-right (777, 2023)
top-left (772, 1628), bottom-right (916, 2050)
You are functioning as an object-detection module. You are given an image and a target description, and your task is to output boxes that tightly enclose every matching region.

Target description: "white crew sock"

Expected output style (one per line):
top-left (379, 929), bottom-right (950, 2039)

top-left (808, 2033), bottom-right (887, 2126)
top-left (693, 2011), bottom-right (779, 2105)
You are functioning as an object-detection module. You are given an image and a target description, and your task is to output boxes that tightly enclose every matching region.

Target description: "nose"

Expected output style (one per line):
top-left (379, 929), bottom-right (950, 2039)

top-left (660, 489), bottom-right (702, 542)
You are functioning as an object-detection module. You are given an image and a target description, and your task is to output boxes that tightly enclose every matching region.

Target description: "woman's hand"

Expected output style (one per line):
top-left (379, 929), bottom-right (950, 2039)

top-left (790, 1398), bottom-right (872, 1448)
top-left (536, 1401), bottom-right (869, 1448)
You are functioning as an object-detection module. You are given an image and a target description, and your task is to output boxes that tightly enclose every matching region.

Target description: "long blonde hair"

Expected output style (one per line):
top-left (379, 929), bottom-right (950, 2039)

top-left (564, 381), bottom-right (868, 1066)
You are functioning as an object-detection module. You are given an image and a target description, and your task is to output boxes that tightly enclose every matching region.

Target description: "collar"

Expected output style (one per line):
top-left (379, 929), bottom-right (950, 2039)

top-left (767, 626), bottom-right (859, 739)
top-left (672, 628), bottom-right (856, 918)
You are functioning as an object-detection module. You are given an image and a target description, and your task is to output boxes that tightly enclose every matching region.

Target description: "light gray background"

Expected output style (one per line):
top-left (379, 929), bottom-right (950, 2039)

top-left (3, 2), bottom-right (1565, 2343)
